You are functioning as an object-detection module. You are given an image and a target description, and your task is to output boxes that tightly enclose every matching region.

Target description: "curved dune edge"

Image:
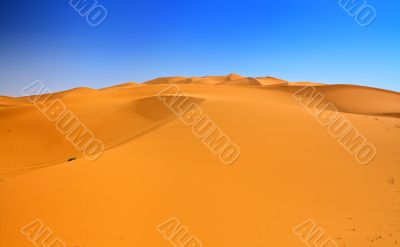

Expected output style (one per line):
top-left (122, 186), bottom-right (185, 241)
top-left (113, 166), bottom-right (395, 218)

top-left (0, 93), bottom-right (203, 174)
top-left (0, 115), bottom-right (177, 177)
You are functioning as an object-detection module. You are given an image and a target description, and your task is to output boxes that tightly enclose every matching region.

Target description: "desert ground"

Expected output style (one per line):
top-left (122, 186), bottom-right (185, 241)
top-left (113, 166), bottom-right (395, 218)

top-left (1, 74), bottom-right (399, 247)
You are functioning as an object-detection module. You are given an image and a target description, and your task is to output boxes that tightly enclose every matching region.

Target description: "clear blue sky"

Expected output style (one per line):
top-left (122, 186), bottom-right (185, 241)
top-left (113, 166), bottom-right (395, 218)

top-left (1, 0), bottom-right (399, 96)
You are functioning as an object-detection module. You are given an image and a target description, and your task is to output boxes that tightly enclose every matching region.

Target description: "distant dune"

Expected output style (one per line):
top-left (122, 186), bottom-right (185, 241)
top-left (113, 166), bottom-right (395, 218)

top-left (0, 74), bottom-right (399, 247)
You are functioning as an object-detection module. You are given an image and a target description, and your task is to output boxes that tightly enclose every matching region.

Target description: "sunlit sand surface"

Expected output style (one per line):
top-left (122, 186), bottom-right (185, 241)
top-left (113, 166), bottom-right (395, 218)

top-left (1, 74), bottom-right (399, 246)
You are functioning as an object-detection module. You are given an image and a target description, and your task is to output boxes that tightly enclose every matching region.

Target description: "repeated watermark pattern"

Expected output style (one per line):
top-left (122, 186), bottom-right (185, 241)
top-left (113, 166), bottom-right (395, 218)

top-left (157, 84), bottom-right (240, 165)
top-left (293, 219), bottom-right (338, 247)
top-left (69, 0), bottom-right (108, 27)
top-left (293, 86), bottom-right (376, 165)
top-left (337, 0), bottom-right (376, 27)
top-left (21, 80), bottom-right (104, 161)
top-left (157, 217), bottom-right (202, 247)
top-left (21, 219), bottom-right (66, 247)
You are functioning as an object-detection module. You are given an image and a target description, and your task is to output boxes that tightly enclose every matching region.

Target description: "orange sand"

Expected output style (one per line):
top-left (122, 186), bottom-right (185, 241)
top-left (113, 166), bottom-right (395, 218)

top-left (1, 74), bottom-right (399, 247)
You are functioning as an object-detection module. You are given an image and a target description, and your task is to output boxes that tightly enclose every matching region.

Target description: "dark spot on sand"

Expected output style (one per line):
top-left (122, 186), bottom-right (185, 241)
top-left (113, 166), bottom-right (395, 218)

top-left (67, 157), bottom-right (77, 162)
top-left (387, 177), bottom-right (396, 185)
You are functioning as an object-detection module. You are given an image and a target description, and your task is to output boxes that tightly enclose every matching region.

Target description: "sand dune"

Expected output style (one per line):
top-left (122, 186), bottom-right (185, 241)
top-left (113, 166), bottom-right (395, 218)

top-left (256, 76), bottom-right (288, 86)
top-left (0, 74), bottom-right (399, 247)
top-left (0, 96), bottom-right (26, 107)
top-left (265, 84), bottom-right (400, 117)
top-left (144, 76), bottom-right (188, 85)
top-left (288, 82), bottom-right (325, 86)
top-left (100, 82), bottom-right (140, 90)
top-left (219, 77), bottom-right (262, 86)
